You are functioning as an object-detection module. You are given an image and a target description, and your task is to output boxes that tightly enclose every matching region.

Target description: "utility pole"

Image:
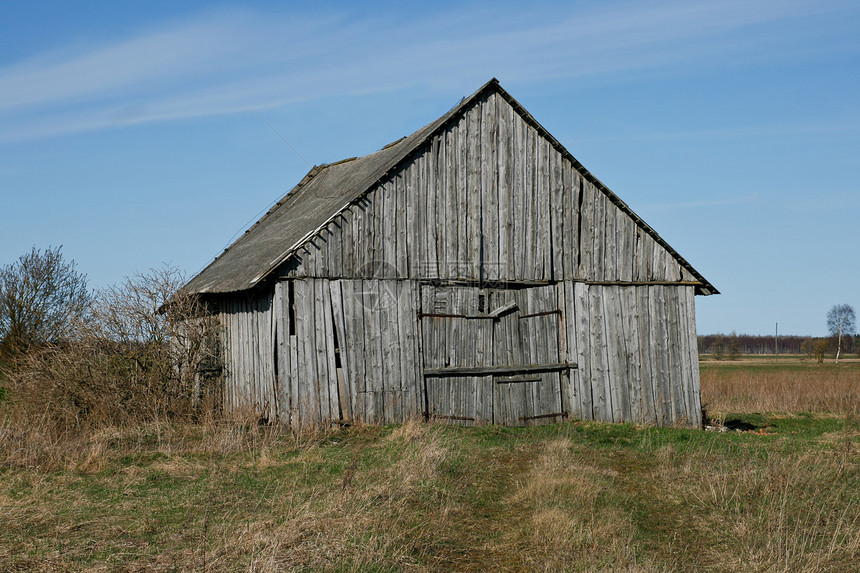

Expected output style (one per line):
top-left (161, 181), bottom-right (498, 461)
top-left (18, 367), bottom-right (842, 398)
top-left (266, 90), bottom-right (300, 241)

top-left (775, 322), bottom-right (778, 356)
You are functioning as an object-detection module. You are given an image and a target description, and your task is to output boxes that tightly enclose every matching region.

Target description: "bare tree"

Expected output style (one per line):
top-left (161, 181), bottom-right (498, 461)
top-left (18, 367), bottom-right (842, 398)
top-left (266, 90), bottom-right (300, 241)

top-left (826, 304), bottom-right (856, 364)
top-left (90, 265), bottom-right (221, 411)
top-left (0, 246), bottom-right (91, 367)
top-left (2, 264), bottom-right (221, 430)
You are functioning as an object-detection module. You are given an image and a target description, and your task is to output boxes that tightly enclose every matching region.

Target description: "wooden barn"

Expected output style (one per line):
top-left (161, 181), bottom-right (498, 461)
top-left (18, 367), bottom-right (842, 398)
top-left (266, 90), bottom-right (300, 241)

top-left (183, 79), bottom-right (717, 429)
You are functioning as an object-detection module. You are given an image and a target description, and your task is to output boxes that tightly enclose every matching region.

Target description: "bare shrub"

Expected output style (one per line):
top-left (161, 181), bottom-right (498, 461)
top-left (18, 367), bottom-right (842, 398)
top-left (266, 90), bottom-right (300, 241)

top-left (0, 246), bottom-right (91, 369)
top-left (0, 266), bottom-right (220, 468)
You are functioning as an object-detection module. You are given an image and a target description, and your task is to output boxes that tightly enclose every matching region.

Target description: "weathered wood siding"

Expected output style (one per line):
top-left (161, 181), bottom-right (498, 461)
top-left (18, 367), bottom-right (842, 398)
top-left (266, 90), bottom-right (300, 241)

top-left (220, 292), bottom-right (277, 419)
top-left (560, 284), bottom-right (701, 427)
top-left (219, 281), bottom-right (700, 428)
top-left (281, 90), bottom-right (697, 286)
top-left (220, 279), bottom-right (423, 429)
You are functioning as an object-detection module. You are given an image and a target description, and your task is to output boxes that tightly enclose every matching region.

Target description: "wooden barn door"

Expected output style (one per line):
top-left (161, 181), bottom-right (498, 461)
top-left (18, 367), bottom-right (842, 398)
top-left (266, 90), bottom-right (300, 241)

top-left (420, 284), bottom-right (566, 426)
top-left (419, 285), bottom-right (494, 424)
top-left (491, 285), bottom-right (565, 425)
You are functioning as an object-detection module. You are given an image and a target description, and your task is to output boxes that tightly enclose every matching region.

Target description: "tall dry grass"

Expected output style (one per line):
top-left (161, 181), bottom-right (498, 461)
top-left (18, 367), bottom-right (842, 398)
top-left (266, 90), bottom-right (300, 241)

top-left (501, 438), bottom-right (644, 571)
top-left (653, 428), bottom-right (860, 572)
top-left (701, 363), bottom-right (860, 416)
top-left (1, 416), bottom-right (858, 572)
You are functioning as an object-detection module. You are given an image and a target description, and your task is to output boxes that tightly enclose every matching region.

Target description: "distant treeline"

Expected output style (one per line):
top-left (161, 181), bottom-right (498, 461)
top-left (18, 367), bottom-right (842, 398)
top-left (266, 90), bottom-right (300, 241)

top-left (698, 333), bottom-right (858, 355)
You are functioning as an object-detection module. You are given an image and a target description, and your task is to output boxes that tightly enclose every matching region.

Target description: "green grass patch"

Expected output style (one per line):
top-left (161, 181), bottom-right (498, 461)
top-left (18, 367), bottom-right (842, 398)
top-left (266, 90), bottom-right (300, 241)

top-left (1, 416), bottom-right (859, 571)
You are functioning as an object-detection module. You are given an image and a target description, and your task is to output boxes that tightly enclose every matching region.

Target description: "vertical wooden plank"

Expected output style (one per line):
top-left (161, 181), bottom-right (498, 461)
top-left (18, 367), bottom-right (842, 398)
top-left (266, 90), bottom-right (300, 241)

top-left (427, 140), bottom-right (440, 280)
top-left (340, 209), bottom-right (353, 277)
top-left (344, 280), bottom-right (367, 423)
top-left (556, 283), bottom-right (571, 416)
top-left (395, 281), bottom-right (415, 420)
top-left (393, 175), bottom-right (407, 277)
top-left (538, 138), bottom-right (552, 281)
top-left (383, 281), bottom-right (402, 424)
top-left (444, 126), bottom-right (458, 279)
top-left (651, 286), bottom-right (672, 425)
top-left (288, 324), bottom-right (299, 429)
top-left (370, 281), bottom-right (386, 424)
top-left (595, 188), bottom-right (607, 282)
top-left (329, 280), bottom-right (351, 422)
top-left (480, 289), bottom-right (494, 424)
top-left (467, 100), bottom-right (482, 280)
top-left (364, 192), bottom-right (376, 277)
top-left (679, 285), bottom-right (698, 426)
top-left (589, 285), bottom-right (611, 421)
top-left (562, 281), bottom-right (582, 418)
top-left (672, 285), bottom-right (691, 425)
top-left (266, 293), bottom-right (278, 420)
top-left (404, 163), bottom-right (416, 276)
top-left (497, 95), bottom-right (511, 282)
top-left (258, 295), bottom-right (267, 416)
top-left (311, 280), bottom-right (329, 424)
top-left (456, 117), bottom-right (469, 279)
top-left (522, 124), bottom-right (534, 281)
top-left (327, 225), bottom-right (340, 278)
top-left (621, 287), bottom-right (641, 422)
top-left (291, 282), bottom-right (309, 426)
top-left (632, 225), bottom-right (647, 282)
top-left (603, 199), bottom-right (617, 282)
top-left (604, 286), bottom-right (628, 423)
top-left (296, 281), bottom-right (316, 427)
top-left (549, 144), bottom-right (564, 280)
top-left (320, 280), bottom-right (340, 423)
top-left (635, 286), bottom-right (656, 425)
top-left (272, 282), bottom-right (284, 421)
top-left (571, 283), bottom-right (587, 419)
top-left (358, 196), bottom-right (369, 277)
top-left (507, 104), bottom-right (519, 280)
top-left (577, 178), bottom-right (593, 280)
top-left (660, 285), bottom-right (681, 424)
top-left (651, 235), bottom-right (663, 282)
top-left (380, 180), bottom-right (393, 278)
top-left (374, 184), bottom-right (385, 278)
top-left (482, 92), bottom-right (498, 282)
top-left (665, 286), bottom-right (687, 425)
top-left (222, 303), bottom-right (233, 412)
top-left (239, 300), bottom-right (251, 411)
top-left (522, 289), bottom-right (537, 423)
top-left (234, 300), bottom-right (244, 412)
top-left (417, 148), bottom-right (429, 279)
top-left (615, 209), bottom-right (629, 282)
top-left (684, 286), bottom-right (703, 427)
top-left (434, 130), bottom-right (447, 279)
top-left (416, 154), bottom-right (427, 278)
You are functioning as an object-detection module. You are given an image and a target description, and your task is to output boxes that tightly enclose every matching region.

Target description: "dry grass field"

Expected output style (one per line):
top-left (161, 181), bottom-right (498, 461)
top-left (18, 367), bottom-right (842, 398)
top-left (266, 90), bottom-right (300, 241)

top-left (0, 358), bottom-right (858, 572)
top-left (701, 356), bottom-right (860, 416)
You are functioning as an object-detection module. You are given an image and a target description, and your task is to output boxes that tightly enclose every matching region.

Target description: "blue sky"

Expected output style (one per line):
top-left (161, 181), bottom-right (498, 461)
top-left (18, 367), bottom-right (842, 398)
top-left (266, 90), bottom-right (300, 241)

top-left (1, 0), bottom-right (858, 336)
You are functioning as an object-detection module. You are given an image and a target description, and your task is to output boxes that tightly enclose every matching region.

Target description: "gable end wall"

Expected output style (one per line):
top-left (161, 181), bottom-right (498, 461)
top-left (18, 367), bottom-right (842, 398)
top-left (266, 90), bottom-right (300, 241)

top-left (279, 91), bottom-right (698, 286)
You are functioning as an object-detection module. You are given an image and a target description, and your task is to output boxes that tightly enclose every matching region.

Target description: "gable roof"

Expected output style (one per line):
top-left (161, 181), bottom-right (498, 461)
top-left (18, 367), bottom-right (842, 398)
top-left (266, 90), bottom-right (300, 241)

top-left (183, 79), bottom-right (717, 296)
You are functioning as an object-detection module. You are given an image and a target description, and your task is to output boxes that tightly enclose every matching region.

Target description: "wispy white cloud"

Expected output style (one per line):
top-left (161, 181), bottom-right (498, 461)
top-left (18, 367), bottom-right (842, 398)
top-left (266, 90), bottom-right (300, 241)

top-left (1, 0), bottom-right (855, 143)
top-left (646, 194), bottom-right (761, 211)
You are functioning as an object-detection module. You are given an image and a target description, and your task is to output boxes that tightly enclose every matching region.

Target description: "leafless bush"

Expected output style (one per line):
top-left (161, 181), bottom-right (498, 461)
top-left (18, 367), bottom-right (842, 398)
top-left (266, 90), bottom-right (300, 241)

top-left (0, 265), bottom-right (220, 445)
top-left (0, 246), bottom-right (91, 369)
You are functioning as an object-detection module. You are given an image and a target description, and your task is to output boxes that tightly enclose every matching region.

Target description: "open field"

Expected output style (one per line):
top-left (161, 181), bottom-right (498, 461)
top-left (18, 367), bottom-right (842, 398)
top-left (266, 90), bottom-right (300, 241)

top-left (1, 360), bottom-right (859, 572)
top-left (701, 356), bottom-right (860, 417)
